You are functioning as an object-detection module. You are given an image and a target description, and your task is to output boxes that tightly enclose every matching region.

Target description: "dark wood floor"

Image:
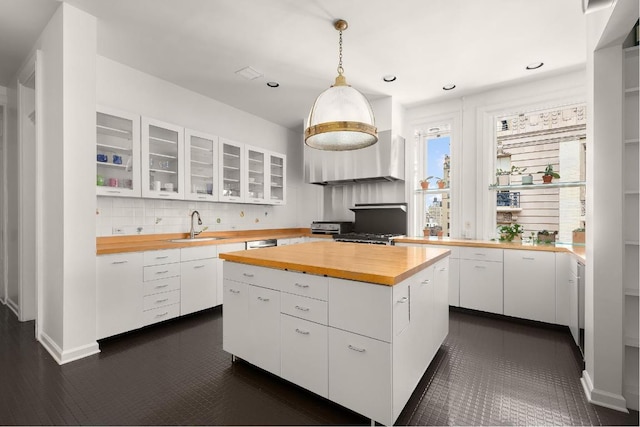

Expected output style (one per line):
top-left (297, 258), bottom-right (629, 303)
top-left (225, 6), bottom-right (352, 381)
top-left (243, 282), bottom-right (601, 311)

top-left (0, 302), bottom-right (637, 425)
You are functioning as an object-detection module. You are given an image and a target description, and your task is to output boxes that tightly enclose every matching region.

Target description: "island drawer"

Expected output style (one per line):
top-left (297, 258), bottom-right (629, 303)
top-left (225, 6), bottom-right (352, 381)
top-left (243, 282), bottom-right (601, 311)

top-left (281, 271), bottom-right (328, 301)
top-left (143, 249), bottom-right (181, 266)
top-left (223, 262), bottom-right (282, 291)
top-left (143, 263), bottom-right (180, 281)
top-left (142, 303), bottom-right (180, 326)
top-left (459, 247), bottom-right (503, 262)
top-left (281, 293), bottom-right (328, 325)
top-left (143, 276), bottom-right (180, 296)
top-left (143, 289), bottom-right (180, 311)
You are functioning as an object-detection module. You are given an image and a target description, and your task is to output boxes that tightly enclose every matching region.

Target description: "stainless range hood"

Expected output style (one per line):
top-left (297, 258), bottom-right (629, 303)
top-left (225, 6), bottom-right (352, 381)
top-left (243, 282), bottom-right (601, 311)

top-left (304, 130), bottom-right (405, 185)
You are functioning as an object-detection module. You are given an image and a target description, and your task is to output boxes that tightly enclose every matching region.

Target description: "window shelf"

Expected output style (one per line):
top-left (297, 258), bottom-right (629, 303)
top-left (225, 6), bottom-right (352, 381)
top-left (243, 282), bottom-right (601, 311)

top-left (497, 207), bottom-right (522, 212)
top-left (489, 181), bottom-right (586, 190)
top-left (415, 188), bottom-right (450, 194)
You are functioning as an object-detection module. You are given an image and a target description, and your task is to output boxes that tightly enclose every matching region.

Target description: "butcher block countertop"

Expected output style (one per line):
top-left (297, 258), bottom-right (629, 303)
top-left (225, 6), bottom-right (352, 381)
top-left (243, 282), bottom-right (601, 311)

top-left (96, 228), bottom-right (331, 255)
top-left (219, 240), bottom-right (450, 286)
top-left (393, 236), bottom-right (586, 263)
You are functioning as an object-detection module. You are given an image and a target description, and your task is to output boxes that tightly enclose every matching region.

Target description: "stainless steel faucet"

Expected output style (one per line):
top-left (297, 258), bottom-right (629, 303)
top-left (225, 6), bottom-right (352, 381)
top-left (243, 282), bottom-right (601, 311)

top-left (190, 210), bottom-right (203, 239)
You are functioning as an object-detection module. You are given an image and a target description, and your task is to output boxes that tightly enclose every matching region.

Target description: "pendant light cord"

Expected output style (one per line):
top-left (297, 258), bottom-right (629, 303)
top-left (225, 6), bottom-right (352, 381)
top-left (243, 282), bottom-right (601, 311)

top-left (337, 29), bottom-right (344, 76)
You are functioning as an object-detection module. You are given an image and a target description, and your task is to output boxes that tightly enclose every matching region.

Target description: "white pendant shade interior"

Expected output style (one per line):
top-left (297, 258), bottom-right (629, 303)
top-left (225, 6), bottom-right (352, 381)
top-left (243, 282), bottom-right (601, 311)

top-left (305, 19), bottom-right (378, 151)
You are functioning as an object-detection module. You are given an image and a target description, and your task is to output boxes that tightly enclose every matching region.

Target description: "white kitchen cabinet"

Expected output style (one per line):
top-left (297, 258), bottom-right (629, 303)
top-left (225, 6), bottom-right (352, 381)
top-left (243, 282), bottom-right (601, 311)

top-left (459, 256), bottom-right (503, 314)
top-left (245, 145), bottom-right (268, 204)
top-left (503, 249), bottom-right (556, 323)
top-left (280, 314), bottom-right (328, 398)
top-left (184, 129), bottom-right (218, 201)
top-left (280, 269), bottom-right (328, 301)
top-left (218, 138), bottom-right (245, 203)
top-left (556, 253), bottom-right (579, 345)
top-left (281, 292), bottom-right (328, 325)
top-left (222, 280), bottom-right (250, 361)
top-left (143, 248), bottom-right (181, 266)
top-left (328, 326), bottom-right (392, 425)
top-left (96, 252), bottom-right (143, 339)
top-left (268, 152), bottom-right (286, 204)
top-left (215, 243), bottom-right (246, 305)
top-left (181, 259), bottom-right (217, 315)
top-left (433, 258), bottom-right (450, 345)
top-left (96, 106), bottom-right (141, 198)
top-left (248, 285), bottom-right (281, 375)
top-left (141, 117), bottom-right (185, 200)
top-left (142, 248), bottom-right (181, 326)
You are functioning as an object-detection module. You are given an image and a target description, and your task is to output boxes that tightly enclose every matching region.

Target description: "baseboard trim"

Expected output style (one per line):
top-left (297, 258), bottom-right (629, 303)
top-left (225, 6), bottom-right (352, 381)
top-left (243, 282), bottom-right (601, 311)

top-left (6, 297), bottom-right (19, 318)
top-left (581, 370), bottom-right (629, 413)
top-left (39, 331), bottom-right (100, 365)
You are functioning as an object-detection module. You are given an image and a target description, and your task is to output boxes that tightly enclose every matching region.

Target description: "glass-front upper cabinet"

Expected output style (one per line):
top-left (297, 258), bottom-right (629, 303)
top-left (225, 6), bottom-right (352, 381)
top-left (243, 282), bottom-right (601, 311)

top-left (218, 138), bottom-right (244, 203)
top-left (185, 129), bottom-right (218, 201)
top-left (141, 117), bottom-right (184, 200)
top-left (96, 106), bottom-right (141, 197)
top-left (245, 145), bottom-right (268, 204)
top-left (268, 152), bottom-right (286, 205)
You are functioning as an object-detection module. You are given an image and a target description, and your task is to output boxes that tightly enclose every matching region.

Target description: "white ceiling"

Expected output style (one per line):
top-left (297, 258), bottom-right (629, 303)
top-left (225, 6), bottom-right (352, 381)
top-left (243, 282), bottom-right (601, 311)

top-left (2, 0), bottom-right (587, 130)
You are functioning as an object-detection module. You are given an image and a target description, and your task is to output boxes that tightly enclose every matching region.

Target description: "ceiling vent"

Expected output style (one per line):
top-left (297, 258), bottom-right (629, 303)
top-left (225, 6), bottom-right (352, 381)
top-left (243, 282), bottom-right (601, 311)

top-left (235, 66), bottom-right (264, 80)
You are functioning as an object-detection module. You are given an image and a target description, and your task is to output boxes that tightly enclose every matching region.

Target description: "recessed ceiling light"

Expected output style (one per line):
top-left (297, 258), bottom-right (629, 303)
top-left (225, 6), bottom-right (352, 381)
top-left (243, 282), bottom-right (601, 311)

top-left (442, 84), bottom-right (456, 91)
top-left (235, 66), bottom-right (264, 80)
top-left (526, 62), bottom-right (544, 70)
top-left (382, 75), bottom-right (397, 82)
top-left (266, 81), bottom-right (280, 88)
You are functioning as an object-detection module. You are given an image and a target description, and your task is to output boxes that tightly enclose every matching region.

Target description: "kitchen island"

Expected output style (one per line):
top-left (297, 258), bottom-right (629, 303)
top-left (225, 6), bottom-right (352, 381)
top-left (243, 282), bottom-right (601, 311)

top-left (220, 241), bottom-right (450, 426)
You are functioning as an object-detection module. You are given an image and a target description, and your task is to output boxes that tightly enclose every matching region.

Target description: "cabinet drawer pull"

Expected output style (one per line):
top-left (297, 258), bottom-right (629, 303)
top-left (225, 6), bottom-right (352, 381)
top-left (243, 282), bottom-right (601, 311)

top-left (155, 256), bottom-right (169, 260)
top-left (294, 283), bottom-right (310, 288)
top-left (106, 190), bottom-right (121, 194)
top-left (257, 296), bottom-right (270, 302)
top-left (156, 270), bottom-right (169, 275)
top-left (159, 194), bottom-right (170, 197)
top-left (397, 296), bottom-right (408, 304)
top-left (295, 328), bottom-right (310, 335)
top-left (155, 311), bottom-right (169, 318)
top-left (156, 298), bottom-right (169, 303)
top-left (474, 265), bottom-right (486, 269)
top-left (243, 273), bottom-right (254, 278)
top-left (198, 196), bottom-right (206, 200)
top-left (111, 260), bottom-right (128, 265)
top-left (421, 279), bottom-right (430, 284)
top-left (439, 267), bottom-right (447, 272)
top-left (474, 253), bottom-right (486, 256)
top-left (229, 289), bottom-right (240, 294)
top-left (193, 265), bottom-right (206, 269)
top-left (155, 284), bottom-right (169, 289)
top-left (295, 305), bottom-right (309, 312)
top-left (522, 257), bottom-right (535, 260)
top-left (348, 344), bottom-right (366, 353)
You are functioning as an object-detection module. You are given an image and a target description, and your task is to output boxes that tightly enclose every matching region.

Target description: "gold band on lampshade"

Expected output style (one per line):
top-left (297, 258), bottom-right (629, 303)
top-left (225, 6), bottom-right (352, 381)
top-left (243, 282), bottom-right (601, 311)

top-left (305, 121), bottom-right (377, 139)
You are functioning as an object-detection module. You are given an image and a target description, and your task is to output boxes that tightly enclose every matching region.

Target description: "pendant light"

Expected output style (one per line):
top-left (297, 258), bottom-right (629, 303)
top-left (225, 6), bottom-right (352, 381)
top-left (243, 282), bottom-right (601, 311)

top-left (305, 19), bottom-right (378, 151)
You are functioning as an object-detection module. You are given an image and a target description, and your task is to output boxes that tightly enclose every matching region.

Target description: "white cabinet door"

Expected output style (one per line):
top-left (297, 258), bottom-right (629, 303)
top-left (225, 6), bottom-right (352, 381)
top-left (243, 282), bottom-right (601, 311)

top-left (449, 257), bottom-right (460, 306)
top-left (96, 253), bottom-right (143, 339)
top-left (268, 152), bottom-right (286, 205)
top-left (433, 258), bottom-right (450, 345)
top-left (222, 280), bottom-right (250, 360)
top-left (184, 129), bottom-right (218, 201)
top-left (459, 259), bottom-right (503, 314)
top-left (328, 327), bottom-right (392, 426)
top-left (141, 117), bottom-right (185, 200)
top-left (218, 138), bottom-right (245, 203)
top-left (181, 258), bottom-right (217, 315)
top-left (281, 314), bottom-right (328, 398)
top-left (504, 250), bottom-right (556, 323)
top-left (216, 243), bottom-right (246, 305)
top-left (96, 106), bottom-right (141, 198)
top-left (248, 285), bottom-right (281, 375)
top-left (245, 145), bottom-right (269, 204)
top-left (556, 253), bottom-right (579, 345)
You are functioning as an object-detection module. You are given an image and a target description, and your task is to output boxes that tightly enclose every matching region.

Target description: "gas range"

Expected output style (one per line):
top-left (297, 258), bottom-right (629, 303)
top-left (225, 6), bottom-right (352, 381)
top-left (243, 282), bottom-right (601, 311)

top-left (333, 232), bottom-right (403, 245)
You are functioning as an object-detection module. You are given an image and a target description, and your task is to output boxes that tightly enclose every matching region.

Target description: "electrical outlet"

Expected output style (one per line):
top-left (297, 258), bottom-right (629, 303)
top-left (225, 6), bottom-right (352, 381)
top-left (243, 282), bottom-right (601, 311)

top-left (112, 227), bottom-right (125, 235)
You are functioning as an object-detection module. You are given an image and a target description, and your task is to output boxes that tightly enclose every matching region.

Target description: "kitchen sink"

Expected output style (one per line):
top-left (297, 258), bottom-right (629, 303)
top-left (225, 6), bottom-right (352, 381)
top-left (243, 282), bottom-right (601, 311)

top-left (168, 237), bottom-right (223, 243)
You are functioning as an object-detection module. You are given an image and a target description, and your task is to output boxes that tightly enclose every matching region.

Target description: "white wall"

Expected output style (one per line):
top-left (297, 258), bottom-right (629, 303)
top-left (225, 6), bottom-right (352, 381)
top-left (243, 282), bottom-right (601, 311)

top-left (5, 76), bottom-right (19, 315)
top-left (96, 56), bottom-right (316, 234)
top-left (405, 70), bottom-right (586, 238)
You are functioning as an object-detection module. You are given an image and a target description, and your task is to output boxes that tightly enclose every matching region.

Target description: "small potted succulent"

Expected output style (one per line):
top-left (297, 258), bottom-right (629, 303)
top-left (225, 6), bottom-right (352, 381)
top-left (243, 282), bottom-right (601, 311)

top-left (436, 178), bottom-right (447, 189)
top-left (419, 176), bottom-right (434, 189)
top-left (572, 227), bottom-right (585, 244)
top-left (537, 230), bottom-right (557, 244)
top-left (538, 164), bottom-right (560, 184)
top-left (497, 223), bottom-right (524, 242)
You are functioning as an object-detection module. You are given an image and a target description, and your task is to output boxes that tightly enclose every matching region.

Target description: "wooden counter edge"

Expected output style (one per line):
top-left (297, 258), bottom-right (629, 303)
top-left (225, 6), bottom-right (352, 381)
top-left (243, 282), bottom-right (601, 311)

top-left (219, 249), bottom-right (450, 286)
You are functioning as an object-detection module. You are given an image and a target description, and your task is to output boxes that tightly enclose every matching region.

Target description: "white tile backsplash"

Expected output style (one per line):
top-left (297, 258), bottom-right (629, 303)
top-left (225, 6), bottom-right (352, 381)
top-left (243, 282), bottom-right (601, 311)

top-left (96, 196), bottom-right (293, 236)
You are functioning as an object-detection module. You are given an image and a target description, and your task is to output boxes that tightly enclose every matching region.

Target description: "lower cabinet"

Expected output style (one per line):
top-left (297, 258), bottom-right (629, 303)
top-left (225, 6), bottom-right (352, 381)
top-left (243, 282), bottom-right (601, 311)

top-left (459, 258), bottom-right (504, 314)
top-left (96, 252), bottom-right (143, 340)
top-left (222, 280), bottom-right (250, 361)
top-left (181, 259), bottom-right (217, 315)
top-left (142, 249), bottom-right (181, 326)
top-left (248, 285), bottom-right (281, 375)
top-left (503, 250), bottom-right (556, 323)
top-left (280, 314), bottom-right (328, 398)
top-left (328, 327), bottom-right (392, 424)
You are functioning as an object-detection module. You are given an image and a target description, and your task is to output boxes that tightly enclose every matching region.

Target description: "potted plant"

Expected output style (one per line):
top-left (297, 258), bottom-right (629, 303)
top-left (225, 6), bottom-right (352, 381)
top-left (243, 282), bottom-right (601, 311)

top-left (423, 224), bottom-right (441, 237)
top-left (537, 164), bottom-right (560, 184)
top-left (419, 176), bottom-right (434, 189)
top-left (573, 227), bottom-right (585, 244)
top-left (537, 229), bottom-right (557, 244)
top-left (496, 165), bottom-right (527, 186)
top-left (497, 223), bottom-right (524, 242)
top-left (436, 178), bottom-right (447, 189)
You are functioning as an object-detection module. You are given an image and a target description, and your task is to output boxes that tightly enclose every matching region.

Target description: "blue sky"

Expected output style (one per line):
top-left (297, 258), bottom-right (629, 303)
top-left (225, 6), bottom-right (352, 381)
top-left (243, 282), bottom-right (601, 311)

top-left (425, 135), bottom-right (450, 202)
